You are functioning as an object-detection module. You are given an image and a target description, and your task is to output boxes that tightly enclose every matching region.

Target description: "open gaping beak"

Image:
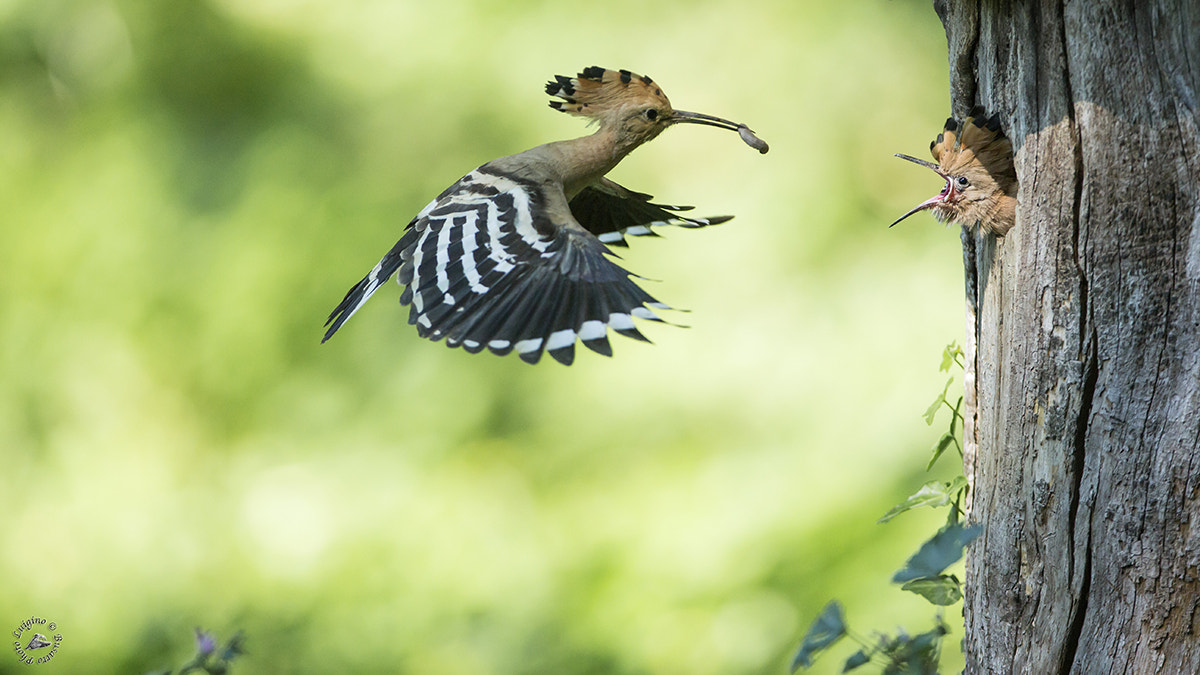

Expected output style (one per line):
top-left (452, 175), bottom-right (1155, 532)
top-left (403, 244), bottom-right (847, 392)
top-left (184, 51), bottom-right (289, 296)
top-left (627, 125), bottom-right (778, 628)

top-left (672, 110), bottom-right (770, 154)
top-left (889, 153), bottom-right (950, 227)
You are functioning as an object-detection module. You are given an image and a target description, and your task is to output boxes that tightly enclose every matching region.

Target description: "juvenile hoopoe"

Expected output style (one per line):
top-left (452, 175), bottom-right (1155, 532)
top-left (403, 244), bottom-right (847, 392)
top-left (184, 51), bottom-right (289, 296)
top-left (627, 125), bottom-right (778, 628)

top-left (890, 109), bottom-right (1017, 235)
top-left (323, 66), bottom-right (767, 365)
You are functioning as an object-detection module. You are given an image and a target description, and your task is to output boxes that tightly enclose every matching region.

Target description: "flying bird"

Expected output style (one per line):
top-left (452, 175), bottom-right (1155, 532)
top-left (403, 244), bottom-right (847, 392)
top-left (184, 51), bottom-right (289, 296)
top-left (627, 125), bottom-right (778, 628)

top-left (891, 109), bottom-right (1017, 235)
top-left (323, 66), bottom-right (767, 365)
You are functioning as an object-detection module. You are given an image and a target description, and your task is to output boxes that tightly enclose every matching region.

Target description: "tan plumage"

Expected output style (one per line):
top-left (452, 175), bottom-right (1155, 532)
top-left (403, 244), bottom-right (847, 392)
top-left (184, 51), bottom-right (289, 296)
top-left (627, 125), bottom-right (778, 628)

top-left (891, 109), bottom-right (1017, 235)
top-left (547, 68), bottom-right (670, 119)
top-left (323, 67), bottom-right (767, 365)
top-left (546, 67), bottom-right (768, 159)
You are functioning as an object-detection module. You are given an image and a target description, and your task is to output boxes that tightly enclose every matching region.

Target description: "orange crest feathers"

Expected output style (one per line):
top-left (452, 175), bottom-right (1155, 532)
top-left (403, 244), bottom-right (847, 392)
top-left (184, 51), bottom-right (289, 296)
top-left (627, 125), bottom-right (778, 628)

top-left (546, 67), bottom-right (671, 118)
top-left (892, 107), bottom-right (1018, 235)
top-left (931, 108), bottom-right (1017, 194)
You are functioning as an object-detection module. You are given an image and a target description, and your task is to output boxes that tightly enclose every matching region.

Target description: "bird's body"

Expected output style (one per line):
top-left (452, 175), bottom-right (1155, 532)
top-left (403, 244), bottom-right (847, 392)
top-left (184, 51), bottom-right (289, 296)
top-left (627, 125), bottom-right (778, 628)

top-left (891, 109), bottom-right (1017, 235)
top-left (323, 66), bottom-right (766, 365)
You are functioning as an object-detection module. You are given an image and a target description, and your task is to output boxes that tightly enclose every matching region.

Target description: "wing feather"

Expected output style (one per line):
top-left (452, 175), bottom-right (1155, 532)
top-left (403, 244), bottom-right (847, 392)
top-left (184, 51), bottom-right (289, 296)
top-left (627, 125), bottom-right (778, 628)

top-left (570, 177), bottom-right (732, 247)
top-left (323, 167), bottom-right (709, 363)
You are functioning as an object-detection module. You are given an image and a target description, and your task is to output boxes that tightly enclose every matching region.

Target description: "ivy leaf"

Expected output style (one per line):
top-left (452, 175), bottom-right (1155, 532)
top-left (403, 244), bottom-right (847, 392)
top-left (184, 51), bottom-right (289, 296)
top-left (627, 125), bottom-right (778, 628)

top-left (926, 432), bottom-right (957, 470)
top-left (923, 377), bottom-right (954, 425)
top-left (842, 649), bottom-right (871, 672)
top-left (940, 342), bottom-right (963, 372)
top-left (946, 475), bottom-right (968, 495)
top-left (900, 575), bottom-right (963, 605)
top-left (892, 522), bottom-right (983, 583)
top-left (889, 624), bottom-right (948, 674)
top-left (877, 478), bottom-right (968, 524)
top-left (949, 396), bottom-right (963, 436)
top-left (791, 600), bottom-right (847, 672)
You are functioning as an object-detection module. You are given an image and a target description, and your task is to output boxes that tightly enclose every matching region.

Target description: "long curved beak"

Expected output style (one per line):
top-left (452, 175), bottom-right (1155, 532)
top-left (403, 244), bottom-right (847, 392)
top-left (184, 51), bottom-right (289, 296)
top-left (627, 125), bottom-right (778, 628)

top-left (671, 110), bottom-right (742, 130)
top-left (673, 110), bottom-right (769, 154)
top-left (890, 153), bottom-right (948, 227)
top-left (894, 153), bottom-right (942, 173)
top-left (890, 195), bottom-right (945, 228)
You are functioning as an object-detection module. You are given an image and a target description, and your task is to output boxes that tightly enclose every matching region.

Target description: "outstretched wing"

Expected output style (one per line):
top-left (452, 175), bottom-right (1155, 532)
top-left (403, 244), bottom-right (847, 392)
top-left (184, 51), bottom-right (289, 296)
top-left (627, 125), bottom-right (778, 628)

top-left (321, 197), bottom-right (439, 344)
top-left (323, 167), bottom-right (674, 365)
top-left (569, 177), bottom-right (732, 247)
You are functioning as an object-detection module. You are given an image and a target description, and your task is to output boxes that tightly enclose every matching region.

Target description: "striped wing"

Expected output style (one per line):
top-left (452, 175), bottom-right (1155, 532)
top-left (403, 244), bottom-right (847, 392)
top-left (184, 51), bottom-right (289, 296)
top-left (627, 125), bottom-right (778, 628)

top-left (322, 167), bottom-right (673, 365)
top-left (569, 178), bottom-right (732, 247)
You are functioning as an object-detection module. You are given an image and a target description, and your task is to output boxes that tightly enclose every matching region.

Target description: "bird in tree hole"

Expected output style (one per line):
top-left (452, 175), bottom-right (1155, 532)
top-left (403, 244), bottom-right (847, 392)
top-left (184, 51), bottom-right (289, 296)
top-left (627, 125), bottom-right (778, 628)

top-left (891, 109), bottom-right (1017, 236)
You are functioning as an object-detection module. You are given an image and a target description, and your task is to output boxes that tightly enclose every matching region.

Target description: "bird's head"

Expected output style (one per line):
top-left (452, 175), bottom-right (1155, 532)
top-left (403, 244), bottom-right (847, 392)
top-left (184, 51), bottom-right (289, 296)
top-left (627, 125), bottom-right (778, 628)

top-left (891, 111), bottom-right (1017, 234)
top-left (546, 67), bottom-right (768, 153)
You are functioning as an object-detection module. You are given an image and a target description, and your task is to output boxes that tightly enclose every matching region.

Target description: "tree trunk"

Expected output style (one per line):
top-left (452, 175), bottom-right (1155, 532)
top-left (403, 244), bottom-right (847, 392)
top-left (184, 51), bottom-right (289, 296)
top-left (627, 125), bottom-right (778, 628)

top-left (933, 1), bottom-right (1200, 672)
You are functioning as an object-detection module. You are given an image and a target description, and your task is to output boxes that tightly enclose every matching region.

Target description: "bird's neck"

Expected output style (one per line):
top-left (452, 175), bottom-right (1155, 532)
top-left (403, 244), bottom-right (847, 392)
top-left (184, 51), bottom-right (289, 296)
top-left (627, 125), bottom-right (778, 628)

top-left (542, 127), bottom-right (640, 199)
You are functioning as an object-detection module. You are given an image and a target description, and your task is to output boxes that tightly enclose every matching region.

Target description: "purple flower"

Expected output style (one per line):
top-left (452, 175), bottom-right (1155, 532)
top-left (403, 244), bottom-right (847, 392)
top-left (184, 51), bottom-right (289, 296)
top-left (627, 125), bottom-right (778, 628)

top-left (194, 628), bottom-right (216, 657)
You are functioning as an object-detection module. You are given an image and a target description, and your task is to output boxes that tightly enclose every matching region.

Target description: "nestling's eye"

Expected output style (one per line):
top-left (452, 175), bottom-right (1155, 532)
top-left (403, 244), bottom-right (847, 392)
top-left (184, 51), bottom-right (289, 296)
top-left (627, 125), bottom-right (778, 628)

top-left (955, 176), bottom-right (970, 188)
top-left (643, 108), bottom-right (658, 121)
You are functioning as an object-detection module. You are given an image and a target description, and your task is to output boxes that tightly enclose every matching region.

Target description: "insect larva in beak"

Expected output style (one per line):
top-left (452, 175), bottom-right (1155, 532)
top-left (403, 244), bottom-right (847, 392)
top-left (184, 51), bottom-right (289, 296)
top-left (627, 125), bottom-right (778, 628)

top-left (738, 126), bottom-right (769, 154)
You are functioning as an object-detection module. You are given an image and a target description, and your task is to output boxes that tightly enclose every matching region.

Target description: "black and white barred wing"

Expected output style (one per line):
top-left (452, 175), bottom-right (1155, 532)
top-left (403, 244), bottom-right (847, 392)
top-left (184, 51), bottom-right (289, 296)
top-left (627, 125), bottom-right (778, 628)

top-left (569, 177), bottom-right (733, 247)
top-left (323, 168), bottom-right (672, 365)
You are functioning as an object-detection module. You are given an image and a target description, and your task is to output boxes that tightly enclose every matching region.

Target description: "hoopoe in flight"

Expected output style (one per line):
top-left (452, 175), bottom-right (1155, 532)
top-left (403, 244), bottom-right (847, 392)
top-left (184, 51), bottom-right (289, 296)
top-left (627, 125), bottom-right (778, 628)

top-left (323, 66), bottom-right (767, 365)
top-left (890, 109), bottom-right (1017, 235)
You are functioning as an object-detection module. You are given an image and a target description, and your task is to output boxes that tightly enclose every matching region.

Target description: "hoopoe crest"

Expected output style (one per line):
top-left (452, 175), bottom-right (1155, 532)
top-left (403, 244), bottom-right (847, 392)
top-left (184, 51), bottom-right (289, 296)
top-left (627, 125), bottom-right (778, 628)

top-left (323, 67), bottom-right (767, 365)
top-left (891, 109), bottom-right (1017, 235)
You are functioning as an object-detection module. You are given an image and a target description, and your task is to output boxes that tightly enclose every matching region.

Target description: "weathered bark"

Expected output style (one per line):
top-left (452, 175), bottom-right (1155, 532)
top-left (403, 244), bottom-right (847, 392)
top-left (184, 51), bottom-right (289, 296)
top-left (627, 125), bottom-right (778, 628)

top-left (933, 1), bottom-right (1200, 672)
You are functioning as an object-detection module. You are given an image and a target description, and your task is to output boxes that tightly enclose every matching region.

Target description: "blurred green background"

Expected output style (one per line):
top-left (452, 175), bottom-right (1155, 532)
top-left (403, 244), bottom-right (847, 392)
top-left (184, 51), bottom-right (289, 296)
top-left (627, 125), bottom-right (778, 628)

top-left (0, 0), bottom-right (969, 673)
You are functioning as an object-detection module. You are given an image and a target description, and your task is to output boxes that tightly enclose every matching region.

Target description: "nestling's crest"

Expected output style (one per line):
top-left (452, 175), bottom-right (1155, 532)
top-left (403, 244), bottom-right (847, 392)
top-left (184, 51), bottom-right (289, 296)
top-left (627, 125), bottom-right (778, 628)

top-left (892, 107), bottom-right (1017, 235)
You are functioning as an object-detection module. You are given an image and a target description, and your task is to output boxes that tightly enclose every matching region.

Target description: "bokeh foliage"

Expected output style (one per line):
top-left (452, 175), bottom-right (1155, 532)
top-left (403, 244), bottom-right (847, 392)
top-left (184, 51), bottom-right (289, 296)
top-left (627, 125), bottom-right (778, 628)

top-left (0, 0), bottom-right (968, 672)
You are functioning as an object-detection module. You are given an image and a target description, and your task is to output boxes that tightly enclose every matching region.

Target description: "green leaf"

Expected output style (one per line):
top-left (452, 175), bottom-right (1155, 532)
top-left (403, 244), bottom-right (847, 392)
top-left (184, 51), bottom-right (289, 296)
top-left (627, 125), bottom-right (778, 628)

top-left (945, 475), bottom-right (969, 503)
top-left (922, 396), bottom-right (944, 426)
top-left (878, 479), bottom-right (963, 524)
top-left (900, 575), bottom-right (963, 605)
top-left (945, 476), bottom-right (970, 525)
top-left (877, 622), bottom-right (947, 675)
top-left (940, 342), bottom-right (963, 372)
top-left (939, 348), bottom-right (955, 372)
top-left (892, 522), bottom-right (983, 583)
top-left (923, 377), bottom-right (954, 425)
top-left (926, 432), bottom-right (957, 471)
top-left (894, 625), bottom-right (948, 674)
top-left (949, 474), bottom-right (968, 492)
top-left (910, 625), bottom-right (949, 665)
top-left (219, 631), bottom-right (246, 660)
top-left (842, 649), bottom-right (872, 672)
top-left (791, 600), bottom-right (847, 672)
top-left (947, 400), bottom-right (962, 443)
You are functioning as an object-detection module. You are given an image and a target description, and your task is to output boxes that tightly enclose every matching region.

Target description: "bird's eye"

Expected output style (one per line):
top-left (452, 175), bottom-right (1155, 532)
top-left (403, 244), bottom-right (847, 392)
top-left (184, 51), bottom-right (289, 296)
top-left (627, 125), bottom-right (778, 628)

top-left (643, 108), bottom-right (658, 121)
top-left (955, 176), bottom-right (970, 188)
